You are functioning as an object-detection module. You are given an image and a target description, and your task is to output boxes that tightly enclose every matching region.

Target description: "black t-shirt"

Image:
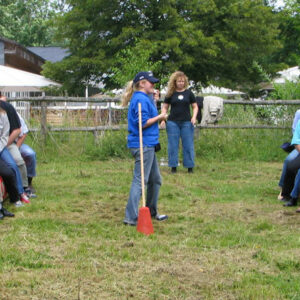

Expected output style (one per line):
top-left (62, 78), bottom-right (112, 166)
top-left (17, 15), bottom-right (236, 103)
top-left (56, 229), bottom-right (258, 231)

top-left (164, 89), bottom-right (196, 121)
top-left (0, 101), bottom-right (21, 134)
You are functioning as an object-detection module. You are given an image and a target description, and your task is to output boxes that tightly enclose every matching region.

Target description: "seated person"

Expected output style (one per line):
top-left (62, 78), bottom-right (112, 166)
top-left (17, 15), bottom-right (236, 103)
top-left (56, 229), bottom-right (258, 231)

top-left (16, 113), bottom-right (37, 197)
top-left (0, 98), bottom-right (29, 204)
top-left (281, 119), bottom-right (300, 208)
top-left (278, 109), bottom-right (300, 200)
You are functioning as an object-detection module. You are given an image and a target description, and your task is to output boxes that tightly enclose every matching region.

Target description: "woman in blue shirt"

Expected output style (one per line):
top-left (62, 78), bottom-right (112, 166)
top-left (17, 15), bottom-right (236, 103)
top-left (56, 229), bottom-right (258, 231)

top-left (122, 71), bottom-right (168, 226)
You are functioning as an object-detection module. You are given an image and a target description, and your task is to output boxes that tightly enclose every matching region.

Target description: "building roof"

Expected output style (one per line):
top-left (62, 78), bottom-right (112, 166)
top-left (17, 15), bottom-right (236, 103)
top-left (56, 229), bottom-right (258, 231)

top-left (0, 65), bottom-right (60, 92)
top-left (0, 36), bottom-right (45, 74)
top-left (27, 47), bottom-right (69, 63)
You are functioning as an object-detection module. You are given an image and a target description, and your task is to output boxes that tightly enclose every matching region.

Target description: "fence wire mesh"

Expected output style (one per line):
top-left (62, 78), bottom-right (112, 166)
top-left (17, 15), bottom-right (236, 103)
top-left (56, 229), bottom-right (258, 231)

top-left (7, 97), bottom-right (299, 161)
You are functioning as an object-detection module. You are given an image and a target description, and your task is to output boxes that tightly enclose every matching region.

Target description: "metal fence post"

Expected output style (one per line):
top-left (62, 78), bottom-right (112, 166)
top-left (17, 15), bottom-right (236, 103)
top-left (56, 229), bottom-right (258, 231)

top-left (40, 100), bottom-right (47, 144)
top-left (108, 101), bottom-right (112, 127)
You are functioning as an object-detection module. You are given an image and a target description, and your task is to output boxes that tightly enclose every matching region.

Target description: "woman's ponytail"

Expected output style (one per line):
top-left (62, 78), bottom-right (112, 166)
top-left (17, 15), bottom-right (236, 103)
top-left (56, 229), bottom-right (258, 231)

top-left (121, 80), bottom-right (135, 107)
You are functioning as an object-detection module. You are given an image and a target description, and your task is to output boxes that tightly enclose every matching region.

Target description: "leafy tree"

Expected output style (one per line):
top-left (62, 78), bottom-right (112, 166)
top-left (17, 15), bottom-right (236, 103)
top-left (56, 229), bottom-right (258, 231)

top-left (111, 40), bottom-right (163, 88)
top-left (0, 0), bottom-right (67, 46)
top-left (43, 0), bottom-right (281, 94)
top-left (272, 0), bottom-right (300, 67)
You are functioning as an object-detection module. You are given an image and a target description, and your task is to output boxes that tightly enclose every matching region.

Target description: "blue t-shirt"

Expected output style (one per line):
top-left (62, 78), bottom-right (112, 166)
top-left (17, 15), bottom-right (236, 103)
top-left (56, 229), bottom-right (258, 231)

top-left (127, 91), bottom-right (159, 148)
top-left (292, 110), bottom-right (300, 134)
top-left (291, 120), bottom-right (300, 145)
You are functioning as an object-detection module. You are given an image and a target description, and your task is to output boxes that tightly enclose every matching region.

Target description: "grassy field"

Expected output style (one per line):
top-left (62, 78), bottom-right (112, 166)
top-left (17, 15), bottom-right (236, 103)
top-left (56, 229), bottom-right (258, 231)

top-left (1, 146), bottom-right (300, 299)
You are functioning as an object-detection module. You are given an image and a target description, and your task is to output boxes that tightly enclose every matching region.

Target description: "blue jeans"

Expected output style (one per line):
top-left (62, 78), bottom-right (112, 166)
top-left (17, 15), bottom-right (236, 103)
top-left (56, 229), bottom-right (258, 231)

top-left (166, 120), bottom-right (195, 168)
top-left (124, 147), bottom-right (162, 224)
top-left (279, 149), bottom-right (299, 187)
top-left (20, 144), bottom-right (37, 177)
top-left (0, 148), bottom-right (24, 195)
top-left (291, 169), bottom-right (300, 198)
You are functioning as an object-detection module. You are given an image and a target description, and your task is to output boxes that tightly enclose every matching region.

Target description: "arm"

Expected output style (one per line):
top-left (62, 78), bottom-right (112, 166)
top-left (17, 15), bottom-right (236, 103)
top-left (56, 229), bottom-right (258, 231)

top-left (160, 103), bottom-right (169, 128)
top-left (295, 145), bottom-right (300, 152)
top-left (7, 128), bottom-right (21, 147)
top-left (143, 113), bottom-right (168, 129)
top-left (16, 133), bottom-right (27, 148)
top-left (161, 103), bottom-right (169, 115)
top-left (191, 102), bottom-right (198, 125)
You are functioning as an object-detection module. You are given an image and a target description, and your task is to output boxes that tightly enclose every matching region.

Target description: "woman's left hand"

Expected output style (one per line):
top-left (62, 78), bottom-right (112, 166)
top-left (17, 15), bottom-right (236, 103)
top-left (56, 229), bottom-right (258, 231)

top-left (154, 90), bottom-right (160, 102)
top-left (191, 117), bottom-right (197, 126)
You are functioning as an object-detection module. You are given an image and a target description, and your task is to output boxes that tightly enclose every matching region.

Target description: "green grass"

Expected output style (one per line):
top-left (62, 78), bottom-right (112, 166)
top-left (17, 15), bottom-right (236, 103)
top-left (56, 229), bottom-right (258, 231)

top-left (1, 149), bottom-right (300, 299)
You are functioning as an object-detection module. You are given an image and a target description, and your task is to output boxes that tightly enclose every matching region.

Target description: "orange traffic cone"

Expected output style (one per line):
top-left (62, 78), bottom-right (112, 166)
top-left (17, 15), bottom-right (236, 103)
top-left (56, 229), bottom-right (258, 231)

top-left (136, 103), bottom-right (154, 235)
top-left (137, 207), bottom-right (154, 235)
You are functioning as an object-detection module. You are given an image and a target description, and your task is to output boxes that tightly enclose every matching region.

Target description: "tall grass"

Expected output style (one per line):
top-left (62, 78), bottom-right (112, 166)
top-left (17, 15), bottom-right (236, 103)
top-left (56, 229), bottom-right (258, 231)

top-left (28, 127), bottom-right (288, 165)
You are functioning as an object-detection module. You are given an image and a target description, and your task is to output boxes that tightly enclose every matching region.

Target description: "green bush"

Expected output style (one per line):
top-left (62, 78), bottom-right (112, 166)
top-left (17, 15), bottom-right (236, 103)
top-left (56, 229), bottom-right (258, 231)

top-left (253, 79), bottom-right (300, 125)
top-left (269, 80), bottom-right (300, 100)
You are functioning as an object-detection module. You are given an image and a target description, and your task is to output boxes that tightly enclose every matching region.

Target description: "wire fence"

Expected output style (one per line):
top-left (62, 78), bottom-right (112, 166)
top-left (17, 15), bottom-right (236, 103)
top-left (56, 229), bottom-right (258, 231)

top-left (7, 96), bottom-right (299, 161)
top-left (8, 96), bottom-right (300, 133)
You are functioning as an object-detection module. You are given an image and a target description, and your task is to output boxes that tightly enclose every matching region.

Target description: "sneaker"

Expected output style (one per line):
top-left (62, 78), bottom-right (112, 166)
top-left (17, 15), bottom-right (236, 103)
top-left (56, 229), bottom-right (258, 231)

top-left (25, 188), bottom-right (37, 198)
top-left (188, 168), bottom-right (193, 173)
top-left (171, 167), bottom-right (177, 173)
top-left (123, 220), bottom-right (137, 226)
top-left (14, 200), bottom-right (24, 208)
top-left (20, 194), bottom-right (30, 204)
top-left (154, 214), bottom-right (168, 221)
top-left (1, 208), bottom-right (14, 217)
top-left (284, 198), bottom-right (298, 207)
top-left (28, 185), bottom-right (36, 194)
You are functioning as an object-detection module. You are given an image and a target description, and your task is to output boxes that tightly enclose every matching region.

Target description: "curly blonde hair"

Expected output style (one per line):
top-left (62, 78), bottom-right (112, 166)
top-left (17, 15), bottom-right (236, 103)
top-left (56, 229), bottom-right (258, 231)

top-left (165, 71), bottom-right (189, 98)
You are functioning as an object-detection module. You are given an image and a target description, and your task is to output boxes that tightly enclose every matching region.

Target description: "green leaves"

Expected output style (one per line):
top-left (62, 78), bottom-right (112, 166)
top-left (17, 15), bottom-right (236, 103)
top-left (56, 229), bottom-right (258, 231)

top-left (0, 0), bottom-right (66, 46)
top-left (44, 0), bottom-right (282, 93)
top-left (111, 40), bottom-right (163, 88)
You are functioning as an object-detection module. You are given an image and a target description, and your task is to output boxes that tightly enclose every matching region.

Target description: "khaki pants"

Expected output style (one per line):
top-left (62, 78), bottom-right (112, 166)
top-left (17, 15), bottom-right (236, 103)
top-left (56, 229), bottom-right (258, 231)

top-left (7, 143), bottom-right (28, 188)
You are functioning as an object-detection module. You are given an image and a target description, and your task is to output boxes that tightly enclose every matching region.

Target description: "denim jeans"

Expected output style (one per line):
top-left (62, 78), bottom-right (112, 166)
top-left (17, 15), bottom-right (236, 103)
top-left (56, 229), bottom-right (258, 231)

top-left (291, 169), bottom-right (300, 198)
top-left (7, 144), bottom-right (28, 187)
top-left (279, 149), bottom-right (299, 187)
top-left (0, 148), bottom-right (24, 195)
top-left (166, 120), bottom-right (195, 168)
top-left (124, 146), bottom-right (162, 224)
top-left (282, 153), bottom-right (300, 198)
top-left (20, 144), bottom-right (37, 177)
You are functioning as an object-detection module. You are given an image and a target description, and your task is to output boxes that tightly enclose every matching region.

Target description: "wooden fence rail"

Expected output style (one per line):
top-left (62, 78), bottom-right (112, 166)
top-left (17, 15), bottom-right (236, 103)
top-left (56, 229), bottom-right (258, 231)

top-left (7, 97), bottom-right (300, 142)
top-left (7, 96), bottom-right (300, 104)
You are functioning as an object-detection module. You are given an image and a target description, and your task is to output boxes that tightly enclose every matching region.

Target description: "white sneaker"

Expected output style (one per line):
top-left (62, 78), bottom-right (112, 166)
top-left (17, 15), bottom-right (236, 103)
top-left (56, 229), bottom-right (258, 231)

top-left (154, 214), bottom-right (168, 221)
top-left (14, 200), bottom-right (24, 207)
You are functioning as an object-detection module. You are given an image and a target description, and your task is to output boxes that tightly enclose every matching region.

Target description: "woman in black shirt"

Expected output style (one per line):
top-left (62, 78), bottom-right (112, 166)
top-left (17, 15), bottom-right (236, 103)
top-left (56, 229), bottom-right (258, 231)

top-left (161, 71), bottom-right (198, 173)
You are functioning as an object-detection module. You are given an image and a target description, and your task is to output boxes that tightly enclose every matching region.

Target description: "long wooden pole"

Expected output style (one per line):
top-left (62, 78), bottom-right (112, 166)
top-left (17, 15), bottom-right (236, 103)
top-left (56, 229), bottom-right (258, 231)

top-left (138, 103), bottom-right (146, 207)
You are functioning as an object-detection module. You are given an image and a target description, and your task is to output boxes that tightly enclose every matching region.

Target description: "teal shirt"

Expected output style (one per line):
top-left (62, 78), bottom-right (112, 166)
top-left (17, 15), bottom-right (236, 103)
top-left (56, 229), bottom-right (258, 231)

top-left (291, 120), bottom-right (300, 145)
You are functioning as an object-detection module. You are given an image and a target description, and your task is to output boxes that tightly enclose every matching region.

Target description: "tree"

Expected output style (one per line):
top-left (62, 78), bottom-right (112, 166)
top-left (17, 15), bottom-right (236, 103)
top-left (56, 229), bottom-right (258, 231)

top-left (43, 0), bottom-right (281, 94)
top-left (0, 0), bottom-right (67, 46)
top-left (272, 0), bottom-right (300, 67)
top-left (111, 40), bottom-right (163, 88)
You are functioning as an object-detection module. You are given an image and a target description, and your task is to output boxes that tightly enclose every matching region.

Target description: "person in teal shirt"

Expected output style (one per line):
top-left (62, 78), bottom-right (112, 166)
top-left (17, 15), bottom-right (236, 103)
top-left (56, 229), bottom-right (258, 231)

top-left (281, 120), bottom-right (300, 210)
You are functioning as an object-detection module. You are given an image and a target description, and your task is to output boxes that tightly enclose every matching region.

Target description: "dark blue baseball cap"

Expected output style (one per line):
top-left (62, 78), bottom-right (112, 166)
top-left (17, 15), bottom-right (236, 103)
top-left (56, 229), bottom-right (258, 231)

top-left (133, 71), bottom-right (159, 84)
